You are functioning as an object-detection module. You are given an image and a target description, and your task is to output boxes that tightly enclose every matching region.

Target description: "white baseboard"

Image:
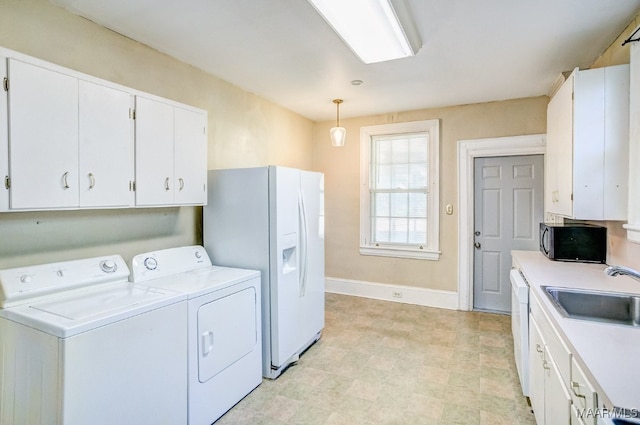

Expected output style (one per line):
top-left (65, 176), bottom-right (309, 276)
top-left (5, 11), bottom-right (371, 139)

top-left (325, 277), bottom-right (458, 310)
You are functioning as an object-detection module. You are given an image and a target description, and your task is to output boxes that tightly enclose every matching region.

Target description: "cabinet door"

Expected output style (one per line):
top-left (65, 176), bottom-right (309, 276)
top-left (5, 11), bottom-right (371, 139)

top-left (545, 70), bottom-right (574, 217)
top-left (573, 68), bottom-right (606, 219)
top-left (8, 59), bottom-right (79, 209)
top-left (544, 350), bottom-right (572, 425)
top-left (174, 106), bottom-right (207, 205)
top-left (135, 96), bottom-right (175, 206)
top-left (79, 80), bottom-right (134, 208)
top-left (0, 57), bottom-right (8, 212)
top-left (529, 315), bottom-right (546, 424)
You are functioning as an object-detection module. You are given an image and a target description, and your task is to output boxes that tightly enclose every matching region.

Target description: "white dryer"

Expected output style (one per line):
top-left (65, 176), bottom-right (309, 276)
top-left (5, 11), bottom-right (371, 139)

top-left (0, 255), bottom-right (188, 425)
top-left (130, 245), bottom-right (262, 425)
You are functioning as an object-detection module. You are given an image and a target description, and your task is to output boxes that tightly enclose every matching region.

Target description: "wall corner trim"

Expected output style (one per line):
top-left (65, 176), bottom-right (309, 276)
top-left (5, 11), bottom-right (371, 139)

top-left (325, 277), bottom-right (458, 310)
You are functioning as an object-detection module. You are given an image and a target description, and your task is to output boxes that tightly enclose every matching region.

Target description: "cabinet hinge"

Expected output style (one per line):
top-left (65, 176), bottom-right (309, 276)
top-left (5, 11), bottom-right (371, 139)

top-left (3, 78), bottom-right (8, 92)
top-left (129, 108), bottom-right (136, 120)
top-left (570, 193), bottom-right (573, 201)
top-left (129, 180), bottom-right (136, 192)
top-left (4, 176), bottom-right (10, 189)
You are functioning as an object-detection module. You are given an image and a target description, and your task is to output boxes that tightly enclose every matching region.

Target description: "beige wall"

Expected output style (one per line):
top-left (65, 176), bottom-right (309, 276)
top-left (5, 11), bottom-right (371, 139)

top-left (589, 13), bottom-right (640, 269)
top-left (0, 0), bottom-right (313, 268)
top-left (313, 97), bottom-right (548, 292)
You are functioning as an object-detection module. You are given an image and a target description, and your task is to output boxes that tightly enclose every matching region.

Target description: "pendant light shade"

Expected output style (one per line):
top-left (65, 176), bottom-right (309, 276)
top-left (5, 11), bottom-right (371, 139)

top-left (330, 99), bottom-right (346, 147)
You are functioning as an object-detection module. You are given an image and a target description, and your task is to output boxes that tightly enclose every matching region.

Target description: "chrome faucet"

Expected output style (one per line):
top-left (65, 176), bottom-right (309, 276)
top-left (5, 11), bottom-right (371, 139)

top-left (605, 265), bottom-right (640, 283)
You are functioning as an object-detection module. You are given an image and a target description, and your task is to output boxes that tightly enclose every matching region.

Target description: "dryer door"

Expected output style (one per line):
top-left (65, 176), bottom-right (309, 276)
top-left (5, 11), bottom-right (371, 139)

top-left (197, 287), bottom-right (258, 382)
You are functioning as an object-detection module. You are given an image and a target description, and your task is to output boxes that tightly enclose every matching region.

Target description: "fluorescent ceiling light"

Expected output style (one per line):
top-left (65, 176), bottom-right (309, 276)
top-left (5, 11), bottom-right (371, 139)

top-left (308, 0), bottom-right (421, 64)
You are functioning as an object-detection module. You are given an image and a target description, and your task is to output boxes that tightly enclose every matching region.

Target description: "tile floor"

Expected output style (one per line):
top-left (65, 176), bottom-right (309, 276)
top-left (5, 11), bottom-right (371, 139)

top-left (216, 293), bottom-right (537, 425)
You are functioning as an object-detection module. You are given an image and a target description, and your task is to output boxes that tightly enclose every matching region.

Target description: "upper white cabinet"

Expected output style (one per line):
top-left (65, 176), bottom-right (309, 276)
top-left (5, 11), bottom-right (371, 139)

top-left (6, 59), bottom-right (134, 210)
top-left (0, 57), bottom-right (8, 212)
top-left (8, 59), bottom-right (80, 210)
top-left (0, 48), bottom-right (207, 211)
top-left (135, 96), bottom-right (207, 207)
top-left (174, 105), bottom-right (208, 205)
top-left (545, 65), bottom-right (630, 220)
top-left (626, 38), bottom-right (640, 243)
top-left (78, 80), bottom-right (134, 208)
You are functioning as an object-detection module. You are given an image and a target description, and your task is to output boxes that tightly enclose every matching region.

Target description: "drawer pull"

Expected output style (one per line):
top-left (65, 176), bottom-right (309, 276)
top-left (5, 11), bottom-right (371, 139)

top-left (571, 381), bottom-right (586, 399)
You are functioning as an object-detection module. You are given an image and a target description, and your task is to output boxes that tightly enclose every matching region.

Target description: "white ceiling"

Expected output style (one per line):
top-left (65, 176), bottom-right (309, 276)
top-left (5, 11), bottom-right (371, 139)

top-left (50, 0), bottom-right (640, 122)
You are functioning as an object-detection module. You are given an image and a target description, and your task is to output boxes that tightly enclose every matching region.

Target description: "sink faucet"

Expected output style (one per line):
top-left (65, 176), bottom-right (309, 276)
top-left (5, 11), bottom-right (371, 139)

top-left (605, 265), bottom-right (640, 283)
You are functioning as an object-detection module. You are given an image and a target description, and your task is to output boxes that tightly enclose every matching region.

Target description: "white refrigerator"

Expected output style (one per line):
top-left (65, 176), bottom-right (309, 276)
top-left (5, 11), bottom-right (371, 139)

top-left (204, 166), bottom-right (325, 379)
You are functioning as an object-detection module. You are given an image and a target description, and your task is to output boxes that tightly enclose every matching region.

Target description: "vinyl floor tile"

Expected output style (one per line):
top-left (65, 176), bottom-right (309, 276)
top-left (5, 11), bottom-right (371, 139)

top-left (215, 293), bottom-right (536, 425)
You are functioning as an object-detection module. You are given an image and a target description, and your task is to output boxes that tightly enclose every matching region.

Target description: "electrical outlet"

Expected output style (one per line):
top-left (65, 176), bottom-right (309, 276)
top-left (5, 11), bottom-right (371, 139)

top-left (392, 290), bottom-right (403, 298)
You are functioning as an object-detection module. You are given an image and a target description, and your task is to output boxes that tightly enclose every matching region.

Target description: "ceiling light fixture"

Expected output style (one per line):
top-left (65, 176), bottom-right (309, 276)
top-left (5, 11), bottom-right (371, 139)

top-left (307, 0), bottom-right (420, 64)
top-left (330, 99), bottom-right (346, 147)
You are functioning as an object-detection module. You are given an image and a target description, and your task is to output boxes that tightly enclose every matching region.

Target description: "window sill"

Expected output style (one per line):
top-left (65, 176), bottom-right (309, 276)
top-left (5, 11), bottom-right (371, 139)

top-left (359, 246), bottom-right (441, 260)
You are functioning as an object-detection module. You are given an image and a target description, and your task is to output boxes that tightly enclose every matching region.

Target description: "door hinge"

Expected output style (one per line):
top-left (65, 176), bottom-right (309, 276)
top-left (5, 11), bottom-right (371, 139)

top-left (3, 78), bottom-right (8, 92)
top-left (4, 176), bottom-right (10, 189)
top-left (129, 108), bottom-right (136, 120)
top-left (129, 180), bottom-right (136, 191)
top-left (570, 193), bottom-right (573, 201)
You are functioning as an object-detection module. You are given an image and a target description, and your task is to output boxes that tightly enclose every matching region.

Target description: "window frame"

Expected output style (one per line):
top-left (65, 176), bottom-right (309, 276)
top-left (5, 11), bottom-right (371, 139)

top-left (359, 119), bottom-right (440, 260)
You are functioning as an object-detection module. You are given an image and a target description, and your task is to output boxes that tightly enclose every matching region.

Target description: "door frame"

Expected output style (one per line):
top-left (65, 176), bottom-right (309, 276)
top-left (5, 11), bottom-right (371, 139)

top-left (457, 134), bottom-right (546, 311)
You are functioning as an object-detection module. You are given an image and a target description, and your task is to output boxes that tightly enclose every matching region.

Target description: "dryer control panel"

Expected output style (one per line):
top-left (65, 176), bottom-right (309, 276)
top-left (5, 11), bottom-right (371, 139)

top-left (131, 245), bottom-right (212, 283)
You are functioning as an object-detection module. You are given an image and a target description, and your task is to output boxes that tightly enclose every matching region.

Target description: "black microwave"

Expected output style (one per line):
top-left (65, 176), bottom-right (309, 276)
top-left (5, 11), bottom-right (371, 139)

top-left (539, 223), bottom-right (607, 263)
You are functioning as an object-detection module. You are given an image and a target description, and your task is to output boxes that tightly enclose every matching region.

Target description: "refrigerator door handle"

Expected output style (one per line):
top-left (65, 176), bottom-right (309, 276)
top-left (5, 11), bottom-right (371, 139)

top-left (298, 190), bottom-right (309, 297)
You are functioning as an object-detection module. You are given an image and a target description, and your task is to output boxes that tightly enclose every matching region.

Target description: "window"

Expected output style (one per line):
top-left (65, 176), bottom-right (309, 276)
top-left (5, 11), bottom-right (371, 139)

top-left (360, 120), bottom-right (440, 260)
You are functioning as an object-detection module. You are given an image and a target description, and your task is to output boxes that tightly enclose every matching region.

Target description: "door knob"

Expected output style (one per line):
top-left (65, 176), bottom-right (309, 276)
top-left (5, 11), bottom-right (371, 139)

top-left (474, 242), bottom-right (481, 249)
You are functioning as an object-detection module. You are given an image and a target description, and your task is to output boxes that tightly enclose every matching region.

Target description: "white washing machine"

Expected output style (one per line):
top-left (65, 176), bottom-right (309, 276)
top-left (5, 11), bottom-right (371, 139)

top-left (0, 255), bottom-right (188, 425)
top-left (130, 245), bottom-right (262, 425)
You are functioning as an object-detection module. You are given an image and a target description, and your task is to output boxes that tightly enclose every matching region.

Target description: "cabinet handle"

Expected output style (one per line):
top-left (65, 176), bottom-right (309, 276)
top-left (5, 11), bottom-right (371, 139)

top-left (88, 173), bottom-right (95, 189)
top-left (179, 178), bottom-right (184, 191)
top-left (164, 177), bottom-right (170, 191)
top-left (62, 171), bottom-right (70, 189)
top-left (571, 381), bottom-right (586, 399)
top-left (542, 360), bottom-right (550, 370)
top-left (536, 344), bottom-right (543, 353)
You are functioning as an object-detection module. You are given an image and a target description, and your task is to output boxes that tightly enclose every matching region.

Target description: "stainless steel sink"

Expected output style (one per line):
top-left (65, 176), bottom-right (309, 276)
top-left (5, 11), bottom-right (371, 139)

top-left (542, 286), bottom-right (640, 327)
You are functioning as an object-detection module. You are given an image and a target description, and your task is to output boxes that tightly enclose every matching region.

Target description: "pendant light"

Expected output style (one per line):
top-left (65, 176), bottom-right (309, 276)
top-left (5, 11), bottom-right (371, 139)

top-left (330, 99), bottom-right (346, 147)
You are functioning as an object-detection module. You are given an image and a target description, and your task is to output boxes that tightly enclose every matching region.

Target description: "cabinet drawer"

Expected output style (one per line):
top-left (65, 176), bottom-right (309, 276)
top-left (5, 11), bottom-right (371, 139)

top-left (570, 358), bottom-right (598, 425)
top-left (530, 293), bottom-right (571, 384)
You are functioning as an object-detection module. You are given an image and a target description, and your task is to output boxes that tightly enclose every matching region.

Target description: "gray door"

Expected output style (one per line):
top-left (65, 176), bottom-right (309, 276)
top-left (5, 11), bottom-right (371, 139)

top-left (473, 155), bottom-right (544, 312)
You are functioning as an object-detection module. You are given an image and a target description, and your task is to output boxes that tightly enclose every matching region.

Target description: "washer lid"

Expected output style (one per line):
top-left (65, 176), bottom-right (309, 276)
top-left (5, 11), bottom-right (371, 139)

top-left (0, 283), bottom-right (186, 338)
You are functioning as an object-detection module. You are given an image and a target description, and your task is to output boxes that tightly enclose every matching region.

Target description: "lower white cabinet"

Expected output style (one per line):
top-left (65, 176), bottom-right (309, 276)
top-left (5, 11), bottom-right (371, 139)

top-left (569, 358), bottom-right (598, 425)
top-left (529, 314), bottom-right (572, 425)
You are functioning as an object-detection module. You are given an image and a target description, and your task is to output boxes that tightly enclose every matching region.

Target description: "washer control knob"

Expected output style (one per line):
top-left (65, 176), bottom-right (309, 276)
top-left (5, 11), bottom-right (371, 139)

top-left (144, 257), bottom-right (158, 271)
top-left (20, 275), bottom-right (32, 284)
top-left (100, 260), bottom-right (118, 273)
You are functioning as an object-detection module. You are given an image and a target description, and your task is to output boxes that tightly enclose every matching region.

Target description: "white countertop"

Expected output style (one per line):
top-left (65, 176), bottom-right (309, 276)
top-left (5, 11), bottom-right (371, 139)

top-left (512, 250), bottom-right (640, 413)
